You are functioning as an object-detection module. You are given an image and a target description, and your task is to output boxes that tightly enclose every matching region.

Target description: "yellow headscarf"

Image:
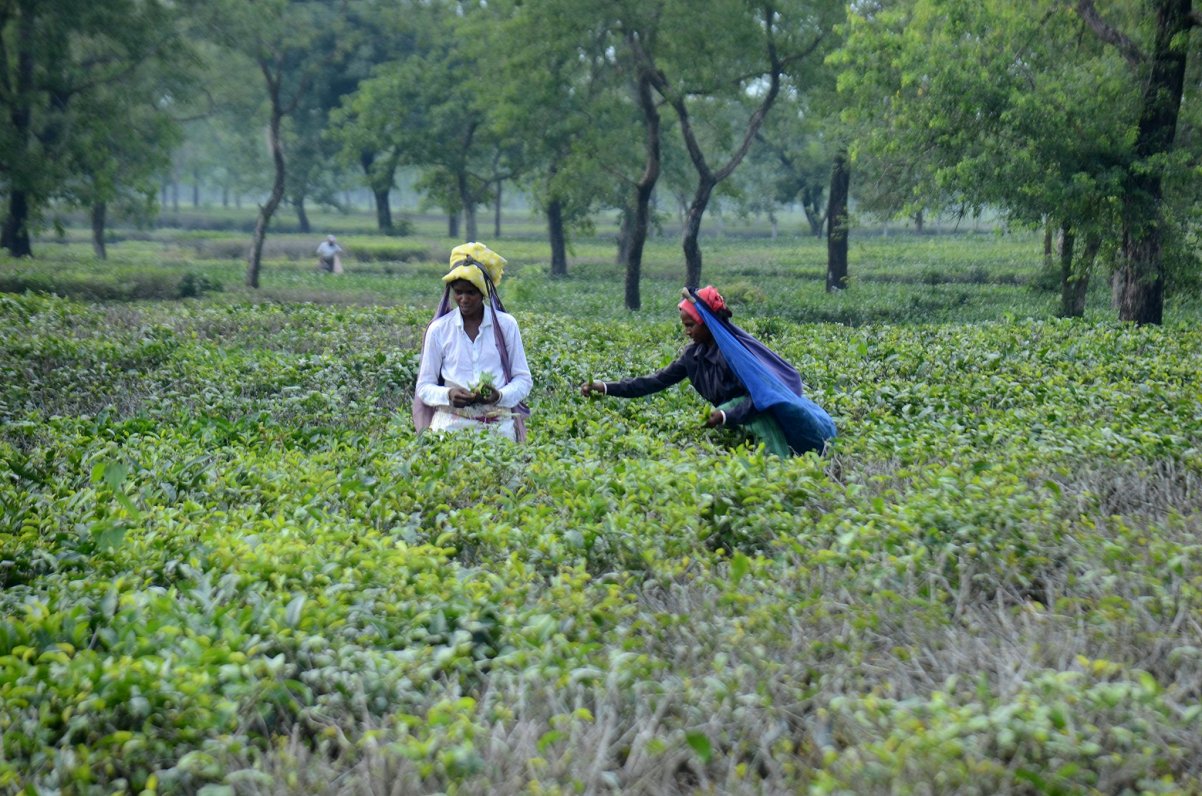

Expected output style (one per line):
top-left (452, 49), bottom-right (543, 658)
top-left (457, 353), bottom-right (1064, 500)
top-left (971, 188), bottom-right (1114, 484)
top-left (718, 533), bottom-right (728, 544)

top-left (443, 242), bottom-right (506, 296)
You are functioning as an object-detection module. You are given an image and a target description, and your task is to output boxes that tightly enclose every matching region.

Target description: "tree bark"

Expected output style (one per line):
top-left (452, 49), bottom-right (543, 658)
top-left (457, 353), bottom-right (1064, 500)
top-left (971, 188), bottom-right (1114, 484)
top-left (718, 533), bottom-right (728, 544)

top-left (91, 202), bottom-right (107, 260)
top-left (638, 6), bottom-right (790, 288)
top-left (681, 177), bottom-right (716, 289)
top-left (2, 1), bottom-right (36, 257)
top-left (1, 191), bottom-right (32, 257)
top-left (802, 184), bottom-right (825, 237)
top-left (464, 203), bottom-right (478, 242)
top-left (1057, 223), bottom-right (1077, 317)
top-left (294, 197), bottom-right (311, 234)
top-left (456, 168), bottom-right (479, 242)
top-left (247, 67), bottom-right (287, 289)
top-left (448, 214), bottom-right (459, 238)
top-left (624, 63), bottom-right (662, 311)
top-left (826, 148), bottom-right (850, 292)
top-left (1081, 0), bottom-right (1194, 324)
top-left (494, 179), bottom-right (503, 239)
top-left (548, 198), bottom-right (567, 276)
top-left (361, 151), bottom-right (394, 232)
top-left (660, 62), bottom-right (780, 288)
top-left (616, 206), bottom-right (633, 266)
top-left (1074, 231), bottom-right (1098, 317)
top-left (373, 188), bottom-right (392, 232)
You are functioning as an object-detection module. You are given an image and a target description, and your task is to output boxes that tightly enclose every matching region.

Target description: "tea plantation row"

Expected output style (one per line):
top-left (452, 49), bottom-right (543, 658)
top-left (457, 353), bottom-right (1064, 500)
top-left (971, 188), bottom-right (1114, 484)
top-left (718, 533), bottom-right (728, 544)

top-left (2, 292), bottom-right (1200, 794)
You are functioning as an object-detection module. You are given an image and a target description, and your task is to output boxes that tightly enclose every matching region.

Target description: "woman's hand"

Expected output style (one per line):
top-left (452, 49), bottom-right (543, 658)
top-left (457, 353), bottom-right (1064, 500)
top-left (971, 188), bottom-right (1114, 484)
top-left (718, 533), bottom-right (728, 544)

top-left (705, 409), bottom-right (724, 428)
top-left (580, 381), bottom-right (605, 397)
top-left (448, 387), bottom-right (475, 407)
top-left (476, 385), bottom-right (500, 405)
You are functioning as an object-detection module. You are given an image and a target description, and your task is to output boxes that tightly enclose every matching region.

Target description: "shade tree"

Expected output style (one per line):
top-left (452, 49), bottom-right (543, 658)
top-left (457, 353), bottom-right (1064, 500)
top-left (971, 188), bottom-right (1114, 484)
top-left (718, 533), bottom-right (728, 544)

top-left (833, 0), bottom-right (1201, 322)
top-left (194, 0), bottom-right (348, 288)
top-left (471, 0), bottom-right (632, 276)
top-left (0, 0), bottom-right (194, 256)
top-left (620, 0), bottom-right (844, 289)
top-left (333, 1), bottom-right (508, 242)
top-left (1075, 0), bottom-right (1201, 324)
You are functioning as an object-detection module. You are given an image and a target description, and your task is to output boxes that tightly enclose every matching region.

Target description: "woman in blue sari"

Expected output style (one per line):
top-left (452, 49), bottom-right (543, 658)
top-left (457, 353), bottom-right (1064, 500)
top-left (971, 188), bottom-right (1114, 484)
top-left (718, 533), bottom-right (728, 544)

top-left (581, 286), bottom-right (835, 456)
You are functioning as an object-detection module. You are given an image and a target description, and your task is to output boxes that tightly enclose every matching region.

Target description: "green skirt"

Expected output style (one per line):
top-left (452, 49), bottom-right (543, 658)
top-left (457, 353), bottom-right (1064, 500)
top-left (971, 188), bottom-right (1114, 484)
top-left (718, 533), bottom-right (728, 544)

top-left (718, 398), bottom-right (791, 457)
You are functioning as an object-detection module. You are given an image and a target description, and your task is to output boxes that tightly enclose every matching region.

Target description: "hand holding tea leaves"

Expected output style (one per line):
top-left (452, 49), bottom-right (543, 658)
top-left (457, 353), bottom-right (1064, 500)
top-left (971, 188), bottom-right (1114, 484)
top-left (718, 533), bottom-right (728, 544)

top-left (469, 371), bottom-right (499, 404)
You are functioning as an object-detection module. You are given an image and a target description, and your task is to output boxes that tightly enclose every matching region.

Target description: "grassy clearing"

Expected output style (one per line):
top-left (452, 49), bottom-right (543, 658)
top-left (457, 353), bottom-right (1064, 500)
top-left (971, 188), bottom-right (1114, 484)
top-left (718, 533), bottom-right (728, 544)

top-left (2, 215), bottom-right (1157, 324)
top-left (2, 216), bottom-right (1201, 794)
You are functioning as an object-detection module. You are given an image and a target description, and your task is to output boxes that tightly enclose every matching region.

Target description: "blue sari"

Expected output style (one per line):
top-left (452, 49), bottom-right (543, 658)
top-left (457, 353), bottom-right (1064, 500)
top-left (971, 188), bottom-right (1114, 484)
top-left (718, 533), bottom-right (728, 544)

top-left (690, 289), bottom-right (836, 456)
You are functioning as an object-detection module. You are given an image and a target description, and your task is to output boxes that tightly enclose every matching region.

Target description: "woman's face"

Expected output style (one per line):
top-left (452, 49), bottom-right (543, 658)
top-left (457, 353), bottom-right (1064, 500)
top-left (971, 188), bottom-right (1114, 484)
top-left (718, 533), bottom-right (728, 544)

top-left (680, 310), bottom-right (712, 344)
top-left (451, 280), bottom-right (484, 317)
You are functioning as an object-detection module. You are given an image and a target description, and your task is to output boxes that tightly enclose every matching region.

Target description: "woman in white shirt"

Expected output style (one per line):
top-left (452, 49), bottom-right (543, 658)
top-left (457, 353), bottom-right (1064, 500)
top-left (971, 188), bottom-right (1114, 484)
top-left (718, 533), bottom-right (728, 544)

top-left (413, 242), bottom-right (533, 441)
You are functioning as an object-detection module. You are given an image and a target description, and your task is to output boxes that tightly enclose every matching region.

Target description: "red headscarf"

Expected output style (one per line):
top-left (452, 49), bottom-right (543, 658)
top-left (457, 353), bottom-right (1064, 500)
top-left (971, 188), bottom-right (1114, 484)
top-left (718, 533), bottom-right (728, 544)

top-left (678, 285), bottom-right (727, 325)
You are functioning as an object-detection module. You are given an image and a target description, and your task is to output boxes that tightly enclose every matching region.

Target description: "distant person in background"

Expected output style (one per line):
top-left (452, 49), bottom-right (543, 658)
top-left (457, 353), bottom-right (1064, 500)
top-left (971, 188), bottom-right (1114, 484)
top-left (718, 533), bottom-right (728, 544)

top-left (581, 285), bottom-right (836, 456)
top-left (413, 242), bottom-right (533, 442)
top-left (316, 235), bottom-right (343, 274)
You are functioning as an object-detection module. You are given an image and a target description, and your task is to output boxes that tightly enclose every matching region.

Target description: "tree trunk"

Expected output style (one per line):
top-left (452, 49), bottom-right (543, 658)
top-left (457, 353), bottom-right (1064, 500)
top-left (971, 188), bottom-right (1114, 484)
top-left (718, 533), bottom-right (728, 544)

top-left (1057, 223), bottom-right (1077, 317)
top-left (1060, 228), bottom-right (1098, 318)
top-left (2, 2), bottom-right (36, 257)
top-left (192, 169), bottom-right (201, 207)
top-left (682, 176), bottom-right (716, 289)
top-left (1, 191), bottom-right (32, 257)
top-left (826, 148), bottom-right (850, 292)
top-left (913, 209), bottom-right (924, 234)
top-left (1113, 225), bottom-right (1164, 323)
top-left (1082, 0), bottom-right (1192, 324)
top-left (294, 197), bottom-right (311, 234)
top-left (464, 204), bottom-right (478, 242)
top-left (548, 198), bottom-right (567, 276)
top-left (667, 85), bottom-right (778, 288)
top-left (623, 63), bottom-right (663, 311)
top-left (616, 206), bottom-right (633, 266)
top-left (91, 202), bottom-right (107, 259)
top-left (448, 214), bottom-right (459, 238)
top-left (494, 179), bottom-right (503, 239)
top-left (373, 188), bottom-right (392, 232)
top-left (455, 168), bottom-right (479, 241)
top-left (638, 10), bottom-right (783, 291)
top-left (360, 152), bottom-right (395, 233)
top-left (247, 71), bottom-right (287, 289)
top-left (802, 184), bottom-right (825, 237)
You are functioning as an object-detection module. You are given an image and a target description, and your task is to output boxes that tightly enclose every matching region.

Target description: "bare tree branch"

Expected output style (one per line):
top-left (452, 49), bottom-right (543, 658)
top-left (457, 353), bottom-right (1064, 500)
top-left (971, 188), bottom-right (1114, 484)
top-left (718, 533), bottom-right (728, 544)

top-left (1074, 0), bottom-right (1144, 68)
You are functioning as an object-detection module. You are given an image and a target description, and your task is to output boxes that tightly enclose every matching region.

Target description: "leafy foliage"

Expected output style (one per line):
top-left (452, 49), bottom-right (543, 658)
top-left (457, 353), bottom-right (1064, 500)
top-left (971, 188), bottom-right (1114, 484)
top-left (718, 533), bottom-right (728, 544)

top-left (1, 231), bottom-right (1201, 792)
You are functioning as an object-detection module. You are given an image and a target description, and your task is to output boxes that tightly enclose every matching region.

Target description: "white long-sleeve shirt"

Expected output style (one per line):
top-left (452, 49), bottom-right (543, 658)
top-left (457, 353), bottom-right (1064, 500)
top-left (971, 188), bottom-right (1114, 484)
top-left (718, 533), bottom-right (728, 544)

top-left (415, 306), bottom-right (532, 438)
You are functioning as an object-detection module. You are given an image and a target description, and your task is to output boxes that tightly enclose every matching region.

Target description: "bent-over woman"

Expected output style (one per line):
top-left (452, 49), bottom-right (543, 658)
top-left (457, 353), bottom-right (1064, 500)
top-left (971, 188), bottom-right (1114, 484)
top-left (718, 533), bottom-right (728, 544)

top-left (581, 285), bottom-right (834, 456)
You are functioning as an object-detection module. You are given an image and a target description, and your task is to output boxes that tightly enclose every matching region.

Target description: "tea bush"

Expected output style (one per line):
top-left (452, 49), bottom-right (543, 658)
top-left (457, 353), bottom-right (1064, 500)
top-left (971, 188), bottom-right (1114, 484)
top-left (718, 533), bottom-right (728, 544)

top-left (2, 229), bottom-right (1201, 794)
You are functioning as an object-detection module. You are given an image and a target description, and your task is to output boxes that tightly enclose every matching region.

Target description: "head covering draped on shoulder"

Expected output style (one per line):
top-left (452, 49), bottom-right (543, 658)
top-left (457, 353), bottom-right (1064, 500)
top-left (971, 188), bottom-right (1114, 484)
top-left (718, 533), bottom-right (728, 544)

top-left (444, 242), bottom-right (506, 296)
top-left (679, 285), bottom-right (727, 325)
